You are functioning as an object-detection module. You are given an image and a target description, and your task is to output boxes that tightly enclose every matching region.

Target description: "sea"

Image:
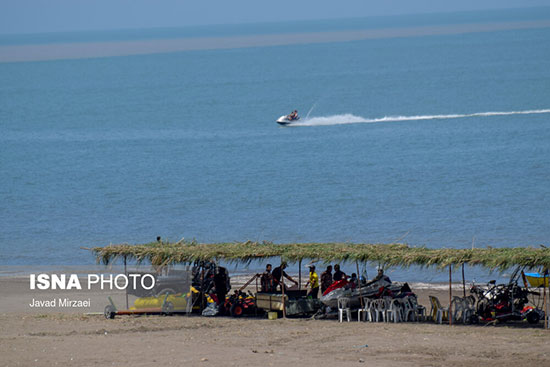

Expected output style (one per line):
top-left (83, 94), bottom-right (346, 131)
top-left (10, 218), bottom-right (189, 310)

top-left (1, 7), bottom-right (549, 283)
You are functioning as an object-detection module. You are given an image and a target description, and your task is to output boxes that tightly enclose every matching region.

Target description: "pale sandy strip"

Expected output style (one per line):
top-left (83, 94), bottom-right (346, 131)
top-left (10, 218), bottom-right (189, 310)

top-left (1, 20), bottom-right (550, 63)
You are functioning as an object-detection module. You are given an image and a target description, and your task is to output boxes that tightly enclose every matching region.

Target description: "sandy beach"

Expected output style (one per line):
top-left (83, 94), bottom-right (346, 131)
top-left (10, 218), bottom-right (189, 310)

top-left (1, 275), bottom-right (549, 367)
top-left (1, 309), bottom-right (549, 367)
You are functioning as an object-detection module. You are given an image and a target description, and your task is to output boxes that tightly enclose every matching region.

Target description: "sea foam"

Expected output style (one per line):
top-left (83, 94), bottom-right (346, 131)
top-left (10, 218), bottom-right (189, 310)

top-left (290, 109), bottom-right (550, 127)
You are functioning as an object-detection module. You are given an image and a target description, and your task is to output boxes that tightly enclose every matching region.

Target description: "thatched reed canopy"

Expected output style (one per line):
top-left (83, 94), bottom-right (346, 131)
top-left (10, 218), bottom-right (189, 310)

top-left (91, 241), bottom-right (550, 271)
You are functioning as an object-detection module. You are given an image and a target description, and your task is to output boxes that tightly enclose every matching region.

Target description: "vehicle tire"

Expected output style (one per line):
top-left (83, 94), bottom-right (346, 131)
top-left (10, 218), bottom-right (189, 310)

top-left (527, 311), bottom-right (540, 324)
top-left (104, 305), bottom-right (116, 319)
top-left (230, 303), bottom-right (244, 317)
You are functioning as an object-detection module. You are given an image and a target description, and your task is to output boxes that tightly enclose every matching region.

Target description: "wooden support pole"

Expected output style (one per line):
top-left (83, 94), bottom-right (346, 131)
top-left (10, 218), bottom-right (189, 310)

top-left (544, 269), bottom-right (548, 330)
top-left (298, 259), bottom-right (302, 291)
top-left (356, 261), bottom-right (364, 310)
top-left (124, 256), bottom-right (129, 310)
top-left (200, 264), bottom-right (205, 311)
top-left (449, 265), bottom-right (453, 327)
top-left (281, 257), bottom-right (286, 319)
top-left (544, 280), bottom-right (547, 329)
top-left (462, 263), bottom-right (466, 298)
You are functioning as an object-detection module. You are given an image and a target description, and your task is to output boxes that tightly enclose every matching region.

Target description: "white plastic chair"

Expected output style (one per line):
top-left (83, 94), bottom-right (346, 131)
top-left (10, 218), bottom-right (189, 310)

top-left (462, 296), bottom-right (476, 324)
top-left (429, 296), bottom-right (449, 324)
top-left (451, 296), bottom-right (463, 323)
top-left (451, 296), bottom-right (476, 324)
top-left (367, 299), bottom-right (378, 322)
top-left (385, 298), bottom-right (401, 323)
top-left (357, 298), bottom-right (371, 322)
top-left (398, 297), bottom-right (415, 322)
top-left (373, 298), bottom-right (387, 322)
top-left (338, 297), bottom-right (351, 322)
top-left (409, 296), bottom-right (426, 321)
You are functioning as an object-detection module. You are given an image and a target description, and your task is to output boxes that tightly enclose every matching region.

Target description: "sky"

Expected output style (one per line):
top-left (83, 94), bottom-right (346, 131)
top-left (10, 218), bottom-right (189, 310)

top-left (1, 0), bottom-right (550, 34)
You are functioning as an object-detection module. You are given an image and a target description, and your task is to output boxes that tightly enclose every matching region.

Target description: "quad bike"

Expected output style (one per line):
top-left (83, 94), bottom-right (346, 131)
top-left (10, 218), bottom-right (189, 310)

top-left (224, 290), bottom-right (259, 317)
top-left (470, 267), bottom-right (544, 324)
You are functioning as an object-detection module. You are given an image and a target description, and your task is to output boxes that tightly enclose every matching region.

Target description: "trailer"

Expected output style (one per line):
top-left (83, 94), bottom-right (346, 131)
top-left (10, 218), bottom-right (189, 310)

top-left (255, 290), bottom-right (322, 317)
top-left (104, 293), bottom-right (191, 319)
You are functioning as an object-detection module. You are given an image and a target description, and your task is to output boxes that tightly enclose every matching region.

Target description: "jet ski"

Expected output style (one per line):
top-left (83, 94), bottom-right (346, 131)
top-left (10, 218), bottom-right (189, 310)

top-left (320, 278), bottom-right (406, 309)
top-left (276, 114), bottom-right (300, 126)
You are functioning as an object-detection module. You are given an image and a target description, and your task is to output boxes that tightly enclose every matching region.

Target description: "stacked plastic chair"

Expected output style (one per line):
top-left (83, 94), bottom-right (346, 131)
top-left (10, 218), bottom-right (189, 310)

top-left (398, 296), bottom-right (415, 322)
top-left (408, 296), bottom-right (426, 321)
top-left (451, 295), bottom-right (476, 324)
top-left (385, 298), bottom-right (402, 323)
top-left (373, 298), bottom-right (387, 322)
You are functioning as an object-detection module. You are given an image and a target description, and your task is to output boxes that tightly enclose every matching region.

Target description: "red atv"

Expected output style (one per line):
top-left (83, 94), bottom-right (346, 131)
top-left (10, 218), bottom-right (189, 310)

top-left (224, 290), bottom-right (259, 317)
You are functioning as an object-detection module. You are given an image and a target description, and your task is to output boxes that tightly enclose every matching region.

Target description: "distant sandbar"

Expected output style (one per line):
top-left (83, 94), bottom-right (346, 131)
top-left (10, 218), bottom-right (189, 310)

top-left (1, 20), bottom-right (549, 63)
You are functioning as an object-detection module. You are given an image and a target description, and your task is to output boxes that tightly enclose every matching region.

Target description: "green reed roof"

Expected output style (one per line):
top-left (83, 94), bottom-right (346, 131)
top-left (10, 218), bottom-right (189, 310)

top-left (91, 241), bottom-right (550, 271)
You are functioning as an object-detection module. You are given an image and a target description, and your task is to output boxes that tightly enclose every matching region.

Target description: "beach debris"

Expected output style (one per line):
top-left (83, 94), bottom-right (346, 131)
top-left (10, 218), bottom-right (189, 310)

top-left (354, 344), bottom-right (368, 348)
top-left (200, 357), bottom-right (208, 362)
top-left (359, 358), bottom-right (365, 363)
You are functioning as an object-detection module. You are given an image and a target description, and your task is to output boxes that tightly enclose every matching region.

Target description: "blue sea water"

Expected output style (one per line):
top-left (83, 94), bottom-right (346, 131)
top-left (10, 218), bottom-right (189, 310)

top-left (1, 9), bottom-right (549, 281)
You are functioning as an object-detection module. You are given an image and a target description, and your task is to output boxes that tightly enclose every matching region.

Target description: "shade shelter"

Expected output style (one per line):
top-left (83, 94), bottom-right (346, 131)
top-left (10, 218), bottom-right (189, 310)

top-left (90, 241), bottom-right (550, 325)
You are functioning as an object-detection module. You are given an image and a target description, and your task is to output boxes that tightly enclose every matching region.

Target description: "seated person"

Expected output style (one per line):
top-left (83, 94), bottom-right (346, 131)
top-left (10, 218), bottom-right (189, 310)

top-left (365, 267), bottom-right (391, 287)
top-left (348, 273), bottom-right (358, 287)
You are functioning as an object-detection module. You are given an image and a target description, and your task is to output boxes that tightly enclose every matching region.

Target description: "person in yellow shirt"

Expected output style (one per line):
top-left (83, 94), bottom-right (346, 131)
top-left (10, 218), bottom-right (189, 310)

top-left (305, 265), bottom-right (320, 299)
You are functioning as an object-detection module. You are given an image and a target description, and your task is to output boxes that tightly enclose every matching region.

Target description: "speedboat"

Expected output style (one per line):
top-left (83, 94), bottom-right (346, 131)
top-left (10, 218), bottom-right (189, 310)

top-left (524, 272), bottom-right (549, 287)
top-left (276, 115), bottom-right (300, 126)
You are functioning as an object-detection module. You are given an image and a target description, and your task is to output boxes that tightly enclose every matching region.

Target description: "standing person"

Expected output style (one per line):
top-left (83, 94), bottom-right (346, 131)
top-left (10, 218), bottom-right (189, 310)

top-left (272, 262), bottom-right (298, 291)
top-left (305, 265), bottom-right (320, 299)
top-left (260, 264), bottom-right (274, 293)
top-left (333, 264), bottom-right (347, 282)
top-left (320, 265), bottom-right (333, 294)
top-left (213, 266), bottom-right (230, 306)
